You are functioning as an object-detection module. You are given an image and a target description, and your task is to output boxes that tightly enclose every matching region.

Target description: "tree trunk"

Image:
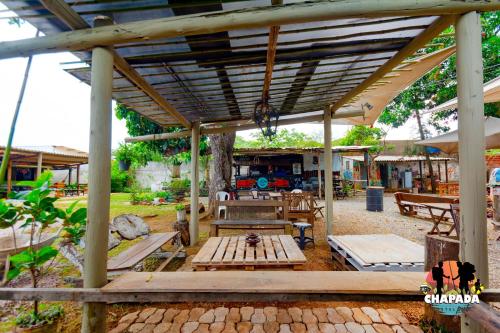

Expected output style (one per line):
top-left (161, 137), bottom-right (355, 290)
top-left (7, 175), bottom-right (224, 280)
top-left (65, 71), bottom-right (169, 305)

top-left (415, 109), bottom-right (436, 193)
top-left (208, 132), bottom-right (236, 214)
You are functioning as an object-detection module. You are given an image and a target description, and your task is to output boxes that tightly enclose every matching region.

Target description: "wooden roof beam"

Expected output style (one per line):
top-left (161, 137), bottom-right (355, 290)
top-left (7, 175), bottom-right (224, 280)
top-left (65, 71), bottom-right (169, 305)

top-left (39, 0), bottom-right (191, 129)
top-left (1, 1), bottom-right (498, 59)
top-left (330, 15), bottom-right (456, 113)
top-left (125, 110), bottom-right (364, 143)
top-left (262, 0), bottom-right (282, 100)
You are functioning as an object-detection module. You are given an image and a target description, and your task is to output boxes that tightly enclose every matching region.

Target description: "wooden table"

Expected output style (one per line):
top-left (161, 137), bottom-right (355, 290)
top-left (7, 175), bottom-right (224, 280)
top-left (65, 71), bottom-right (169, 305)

top-left (210, 219), bottom-right (292, 237)
top-left (192, 235), bottom-right (306, 271)
top-left (420, 202), bottom-right (455, 235)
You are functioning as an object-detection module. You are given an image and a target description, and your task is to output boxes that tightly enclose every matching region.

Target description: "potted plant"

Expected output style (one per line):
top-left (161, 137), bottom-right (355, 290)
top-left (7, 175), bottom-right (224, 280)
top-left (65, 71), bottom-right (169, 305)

top-left (175, 203), bottom-right (186, 222)
top-left (0, 172), bottom-right (87, 332)
top-left (166, 152), bottom-right (190, 179)
top-left (169, 178), bottom-right (190, 202)
top-left (173, 203), bottom-right (189, 245)
top-left (114, 143), bottom-right (134, 171)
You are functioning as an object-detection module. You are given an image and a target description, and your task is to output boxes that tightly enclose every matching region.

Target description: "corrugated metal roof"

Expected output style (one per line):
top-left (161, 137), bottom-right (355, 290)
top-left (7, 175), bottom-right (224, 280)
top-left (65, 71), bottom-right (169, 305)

top-left (2, 1), bottom-right (441, 127)
top-left (346, 155), bottom-right (453, 162)
top-left (234, 146), bottom-right (371, 155)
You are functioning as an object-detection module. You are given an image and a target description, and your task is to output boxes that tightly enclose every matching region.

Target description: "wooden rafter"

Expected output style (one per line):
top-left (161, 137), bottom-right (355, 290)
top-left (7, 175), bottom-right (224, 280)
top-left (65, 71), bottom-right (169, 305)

top-left (1, 1), bottom-right (499, 59)
top-left (39, 0), bottom-right (191, 128)
top-left (125, 110), bottom-right (364, 143)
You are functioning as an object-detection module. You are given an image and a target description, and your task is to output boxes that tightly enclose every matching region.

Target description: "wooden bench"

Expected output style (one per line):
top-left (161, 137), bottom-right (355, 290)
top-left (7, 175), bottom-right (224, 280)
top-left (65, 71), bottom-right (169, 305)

top-left (394, 192), bottom-right (458, 217)
top-left (210, 219), bottom-right (292, 237)
top-left (216, 199), bottom-right (289, 221)
top-left (107, 232), bottom-right (182, 273)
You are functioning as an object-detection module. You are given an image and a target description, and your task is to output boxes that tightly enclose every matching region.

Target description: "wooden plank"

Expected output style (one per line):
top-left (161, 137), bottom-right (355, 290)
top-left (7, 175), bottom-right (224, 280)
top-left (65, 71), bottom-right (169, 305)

top-left (271, 235), bottom-right (287, 263)
top-left (234, 236), bottom-right (246, 264)
top-left (278, 235), bottom-right (306, 263)
top-left (245, 241), bottom-right (255, 263)
top-left (2, 1), bottom-right (499, 59)
top-left (211, 237), bottom-right (230, 263)
top-left (255, 239), bottom-right (267, 263)
top-left (0, 282), bottom-right (500, 306)
top-left (329, 234), bottom-right (424, 265)
top-left (263, 236), bottom-right (277, 263)
top-left (222, 236), bottom-right (238, 263)
top-left (108, 232), bottom-right (178, 270)
top-left (192, 237), bottom-right (222, 265)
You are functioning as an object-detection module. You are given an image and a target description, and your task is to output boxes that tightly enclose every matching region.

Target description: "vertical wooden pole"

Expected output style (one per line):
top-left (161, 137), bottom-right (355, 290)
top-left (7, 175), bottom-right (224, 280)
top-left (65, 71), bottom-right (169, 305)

top-left (445, 160), bottom-right (449, 183)
top-left (317, 153), bottom-right (322, 199)
top-left (81, 45), bottom-right (113, 333)
top-left (190, 121), bottom-right (200, 246)
top-left (76, 164), bottom-right (80, 195)
top-left (324, 111), bottom-right (333, 235)
top-left (363, 151), bottom-right (369, 187)
top-left (437, 162), bottom-right (441, 181)
top-left (419, 160), bottom-right (423, 192)
top-left (456, 11), bottom-right (488, 333)
top-left (36, 153), bottom-right (43, 179)
top-left (7, 161), bottom-right (12, 193)
top-left (68, 167), bottom-right (72, 185)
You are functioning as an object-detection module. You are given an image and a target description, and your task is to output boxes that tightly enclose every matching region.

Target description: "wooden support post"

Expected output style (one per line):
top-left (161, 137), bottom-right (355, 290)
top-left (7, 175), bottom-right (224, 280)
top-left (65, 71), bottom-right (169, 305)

top-left (324, 111), bottom-right (333, 235)
top-left (419, 160), bottom-right (424, 192)
top-left (189, 122), bottom-right (200, 246)
top-left (456, 11), bottom-right (488, 333)
top-left (445, 160), bottom-right (449, 183)
top-left (76, 164), bottom-right (80, 194)
top-left (6, 161), bottom-right (12, 193)
top-left (317, 154), bottom-right (322, 200)
top-left (438, 162), bottom-right (441, 181)
top-left (363, 151), bottom-right (369, 187)
top-left (36, 153), bottom-right (43, 179)
top-left (81, 36), bottom-right (113, 332)
top-left (68, 167), bottom-right (72, 185)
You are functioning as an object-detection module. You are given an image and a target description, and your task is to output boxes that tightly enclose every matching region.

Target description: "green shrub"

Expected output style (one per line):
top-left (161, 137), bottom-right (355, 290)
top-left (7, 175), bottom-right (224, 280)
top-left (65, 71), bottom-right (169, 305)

top-left (169, 178), bottom-right (190, 190)
top-left (175, 203), bottom-right (185, 211)
top-left (111, 160), bottom-right (131, 192)
top-left (15, 304), bottom-right (63, 328)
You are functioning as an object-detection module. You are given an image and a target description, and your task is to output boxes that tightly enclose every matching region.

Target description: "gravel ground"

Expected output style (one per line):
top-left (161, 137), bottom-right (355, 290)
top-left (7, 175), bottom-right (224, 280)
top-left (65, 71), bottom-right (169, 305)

top-left (328, 194), bottom-right (500, 288)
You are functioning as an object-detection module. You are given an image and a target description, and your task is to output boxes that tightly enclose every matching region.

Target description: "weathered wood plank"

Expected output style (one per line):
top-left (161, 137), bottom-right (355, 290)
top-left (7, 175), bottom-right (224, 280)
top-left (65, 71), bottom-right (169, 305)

top-left (192, 237), bottom-right (222, 264)
top-left (212, 236), bottom-right (230, 263)
top-left (234, 236), bottom-right (246, 264)
top-left (278, 235), bottom-right (306, 263)
top-left (108, 232), bottom-right (179, 270)
top-left (255, 239), bottom-right (267, 263)
top-left (271, 235), bottom-right (287, 263)
top-left (263, 236), bottom-right (277, 263)
top-left (222, 236), bottom-right (238, 263)
top-left (2, 1), bottom-right (499, 59)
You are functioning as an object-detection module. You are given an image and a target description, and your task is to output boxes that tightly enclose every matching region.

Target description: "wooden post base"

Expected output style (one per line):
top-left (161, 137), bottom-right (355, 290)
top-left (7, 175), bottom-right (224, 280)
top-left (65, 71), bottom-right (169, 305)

top-left (174, 221), bottom-right (190, 246)
top-left (424, 234), bottom-right (459, 271)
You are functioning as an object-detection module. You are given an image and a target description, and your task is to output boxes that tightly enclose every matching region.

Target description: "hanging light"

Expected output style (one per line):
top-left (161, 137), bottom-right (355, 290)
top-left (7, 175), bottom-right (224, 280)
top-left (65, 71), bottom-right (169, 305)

top-left (253, 97), bottom-right (279, 139)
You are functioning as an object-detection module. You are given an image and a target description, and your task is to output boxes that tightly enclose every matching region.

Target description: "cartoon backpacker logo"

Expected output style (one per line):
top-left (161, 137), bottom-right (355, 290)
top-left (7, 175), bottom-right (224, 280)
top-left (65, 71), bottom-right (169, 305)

top-left (420, 260), bottom-right (484, 316)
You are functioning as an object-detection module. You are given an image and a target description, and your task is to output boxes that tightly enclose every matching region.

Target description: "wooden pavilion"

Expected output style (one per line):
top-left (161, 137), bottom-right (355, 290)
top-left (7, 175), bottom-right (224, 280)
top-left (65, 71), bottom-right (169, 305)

top-left (0, 145), bottom-right (88, 195)
top-left (0, 1), bottom-right (499, 332)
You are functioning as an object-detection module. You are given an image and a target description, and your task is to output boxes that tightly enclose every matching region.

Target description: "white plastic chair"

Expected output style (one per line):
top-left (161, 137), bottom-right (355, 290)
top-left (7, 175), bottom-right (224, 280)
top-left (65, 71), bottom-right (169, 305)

top-left (291, 189), bottom-right (303, 193)
top-left (216, 191), bottom-right (230, 219)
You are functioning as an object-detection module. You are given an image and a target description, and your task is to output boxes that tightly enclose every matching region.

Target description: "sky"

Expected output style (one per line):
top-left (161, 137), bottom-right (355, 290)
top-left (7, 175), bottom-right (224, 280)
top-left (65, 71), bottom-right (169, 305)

top-left (0, 9), bottom-right (454, 153)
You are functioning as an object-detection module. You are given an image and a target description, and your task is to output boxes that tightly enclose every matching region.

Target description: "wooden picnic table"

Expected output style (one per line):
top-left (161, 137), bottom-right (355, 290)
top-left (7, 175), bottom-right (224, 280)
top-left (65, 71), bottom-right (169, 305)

top-left (419, 202), bottom-right (456, 236)
top-left (210, 219), bottom-right (292, 237)
top-left (192, 235), bottom-right (306, 271)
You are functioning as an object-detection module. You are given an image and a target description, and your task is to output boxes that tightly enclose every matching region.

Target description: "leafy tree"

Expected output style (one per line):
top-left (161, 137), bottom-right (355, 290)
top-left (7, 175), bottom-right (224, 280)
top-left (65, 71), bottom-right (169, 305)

top-left (333, 125), bottom-right (389, 182)
top-left (115, 104), bottom-right (208, 156)
top-left (1, 172), bottom-right (86, 326)
top-left (235, 129), bottom-right (322, 149)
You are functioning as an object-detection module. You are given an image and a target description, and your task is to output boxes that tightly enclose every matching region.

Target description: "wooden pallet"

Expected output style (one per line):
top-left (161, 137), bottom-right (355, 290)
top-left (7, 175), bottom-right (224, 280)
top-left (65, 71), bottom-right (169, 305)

top-left (192, 235), bottom-right (306, 271)
top-left (328, 234), bottom-right (424, 272)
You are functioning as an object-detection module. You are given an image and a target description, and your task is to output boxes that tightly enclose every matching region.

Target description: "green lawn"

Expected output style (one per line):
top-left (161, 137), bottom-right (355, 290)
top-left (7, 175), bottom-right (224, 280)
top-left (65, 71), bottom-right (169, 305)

top-left (55, 193), bottom-right (178, 219)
